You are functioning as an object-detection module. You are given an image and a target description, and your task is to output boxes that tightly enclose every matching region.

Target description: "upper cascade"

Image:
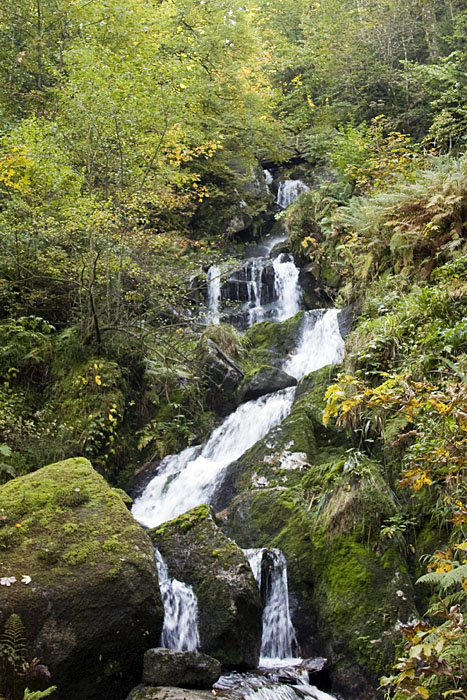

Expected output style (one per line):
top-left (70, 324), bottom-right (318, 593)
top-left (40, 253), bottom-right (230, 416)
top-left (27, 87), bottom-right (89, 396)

top-left (276, 180), bottom-right (309, 209)
top-left (155, 547), bottom-right (200, 652)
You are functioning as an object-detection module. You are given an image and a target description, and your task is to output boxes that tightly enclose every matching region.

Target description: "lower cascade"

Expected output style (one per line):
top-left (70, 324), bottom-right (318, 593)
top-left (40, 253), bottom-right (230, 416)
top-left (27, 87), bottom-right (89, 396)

top-left (244, 548), bottom-right (298, 664)
top-left (155, 548), bottom-right (200, 652)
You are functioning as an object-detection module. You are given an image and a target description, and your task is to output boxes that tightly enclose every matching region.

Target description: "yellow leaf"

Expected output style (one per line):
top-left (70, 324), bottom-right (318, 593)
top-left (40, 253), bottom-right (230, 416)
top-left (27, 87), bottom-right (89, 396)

top-left (95, 375), bottom-right (102, 385)
top-left (416, 686), bottom-right (429, 699)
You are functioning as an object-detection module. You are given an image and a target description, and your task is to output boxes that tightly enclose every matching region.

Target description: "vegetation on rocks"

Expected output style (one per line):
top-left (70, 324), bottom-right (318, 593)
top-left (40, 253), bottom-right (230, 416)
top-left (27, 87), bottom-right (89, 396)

top-left (0, 0), bottom-right (465, 698)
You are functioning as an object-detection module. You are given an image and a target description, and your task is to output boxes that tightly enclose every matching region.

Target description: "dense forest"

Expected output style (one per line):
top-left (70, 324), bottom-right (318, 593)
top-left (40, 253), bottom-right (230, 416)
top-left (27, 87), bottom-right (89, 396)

top-left (0, 0), bottom-right (465, 699)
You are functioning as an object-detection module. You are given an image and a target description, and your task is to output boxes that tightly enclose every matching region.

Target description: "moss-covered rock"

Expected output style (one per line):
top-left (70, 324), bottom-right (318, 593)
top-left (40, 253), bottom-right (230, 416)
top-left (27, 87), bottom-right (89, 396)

top-left (0, 457), bottom-right (163, 700)
top-left (150, 505), bottom-right (261, 669)
top-left (224, 452), bottom-right (416, 700)
top-left (244, 313), bottom-right (305, 369)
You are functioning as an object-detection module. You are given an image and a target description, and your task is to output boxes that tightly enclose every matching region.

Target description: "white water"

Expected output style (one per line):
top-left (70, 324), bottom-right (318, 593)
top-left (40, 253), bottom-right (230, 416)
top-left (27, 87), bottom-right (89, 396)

top-left (133, 389), bottom-right (295, 528)
top-left (206, 265), bottom-right (221, 324)
top-left (244, 548), bottom-right (298, 664)
top-left (264, 169), bottom-right (274, 186)
top-left (245, 686), bottom-right (337, 700)
top-left (283, 310), bottom-right (345, 380)
top-left (133, 309), bottom-right (344, 528)
top-left (277, 180), bottom-right (309, 209)
top-left (155, 548), bottom-right (200, 651)
top-left (247, 258), bottom-right (268, 326)
top-left (273, 254), bottom-right (301, 321)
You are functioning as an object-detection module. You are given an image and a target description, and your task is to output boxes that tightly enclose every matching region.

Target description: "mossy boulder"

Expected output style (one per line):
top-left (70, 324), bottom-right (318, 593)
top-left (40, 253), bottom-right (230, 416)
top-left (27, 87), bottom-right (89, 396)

top-left (197, 338), bottom-right (244, 415)
top-left (143, 649), bottom-right (221, 688)
top-left (150, 505), bottom-right (262, 669)
top-left (224, 453), bottom-right (416, 700)
top-left (244, 313), bottom-right (305, 369)
top-left (237, 366), bottom-right (297, 403)
top-left (0, 457), bottom-right (163, 700)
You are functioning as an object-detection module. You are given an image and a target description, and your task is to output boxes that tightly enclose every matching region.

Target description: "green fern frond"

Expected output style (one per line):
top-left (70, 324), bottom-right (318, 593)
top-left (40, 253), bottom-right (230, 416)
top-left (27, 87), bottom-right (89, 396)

top-left (1, 613), bottom-right (26, 670)
top-left (417, 563), bottom-right (467, 593)
top-left (23, 687), bottom-right (57, 700)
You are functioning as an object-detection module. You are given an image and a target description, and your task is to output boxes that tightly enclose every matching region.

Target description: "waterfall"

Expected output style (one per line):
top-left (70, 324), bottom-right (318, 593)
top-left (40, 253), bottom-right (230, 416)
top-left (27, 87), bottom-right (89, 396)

top-left (133, 389), bottom-right (295, 528)
top-left (244, 549), bottom-right (298, 664)
top-left (273, 254), bottom-right (301, 322)
top-left (247, 258), bottom-right (268, 326)
top-left (206, 265), bottom-right (221, 325)
top-left (264, 169), bottom-right (274, 186)
top-left (132, 309), bottom-right (345, 529)
top-left (277, 180), bottom-right (309, 209)
top-left (155, 548), bottom-right (200, 651)
top-left (283, 309), bottom-right (344, 379)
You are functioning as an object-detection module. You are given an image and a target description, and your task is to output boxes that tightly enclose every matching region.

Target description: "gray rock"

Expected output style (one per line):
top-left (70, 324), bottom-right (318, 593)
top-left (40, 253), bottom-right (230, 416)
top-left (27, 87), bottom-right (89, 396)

top-left (197, 339), bottom-right (244, 414)
top-left (142, 649), bottom-right (221, 689)
top-left (126, 685), bottom-right (214, 700)
top-left (150, 505), bottom-right (262, 669)
top-left (238, 366), bottom-right (297, 403)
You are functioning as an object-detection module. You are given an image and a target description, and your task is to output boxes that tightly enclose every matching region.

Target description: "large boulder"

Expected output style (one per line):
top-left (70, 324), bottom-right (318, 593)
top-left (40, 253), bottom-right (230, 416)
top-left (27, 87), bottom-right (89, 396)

top-left (0, 457), bottom-right (163, 700)
top-left (142, 649), bottom-right (221, 688)
top-left (238, 366), bottom-right (297, 403)
top-left (150, 505), bottom-right (262, 669)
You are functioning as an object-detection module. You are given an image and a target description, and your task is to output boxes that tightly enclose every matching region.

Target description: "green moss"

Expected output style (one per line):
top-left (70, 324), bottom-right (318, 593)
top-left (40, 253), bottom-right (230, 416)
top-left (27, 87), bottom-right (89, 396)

top-left (0, 457), bottom-right (156, 584)
top-left (244, 313), bottom-right (305, 368)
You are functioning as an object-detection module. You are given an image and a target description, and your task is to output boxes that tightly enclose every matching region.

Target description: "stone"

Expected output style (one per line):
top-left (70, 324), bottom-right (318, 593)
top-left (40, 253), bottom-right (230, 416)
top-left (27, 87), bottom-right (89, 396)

top-left (0, 457), bottom-right (163, 700)
top-left (197, 338), bottom-right (244, 415)
top-left (126, 686), bottom-right (214, 700)
top-left (142, 649), bottom-right (221, 689)
top-left (150, 505), bottom-right (262, 669)
top-left (237, 366), bottom-right (297, 403)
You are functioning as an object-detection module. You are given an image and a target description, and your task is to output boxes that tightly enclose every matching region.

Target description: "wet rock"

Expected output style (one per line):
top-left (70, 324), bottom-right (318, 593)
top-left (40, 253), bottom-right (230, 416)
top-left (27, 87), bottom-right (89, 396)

top-left (197, 338), bottom-right (244, 415)
top-left (126, 686), bottom-right (213, 700)
top-left (142, 649), bottom-right (221, 688)
top-left (238, 367), bottom-right (297, 403)
top-left (0, 457), bottom-right (163, 700)
top-left (150, 505), bottom-right (262, 669)
top-left (337, 303), bottom-right (360, 339)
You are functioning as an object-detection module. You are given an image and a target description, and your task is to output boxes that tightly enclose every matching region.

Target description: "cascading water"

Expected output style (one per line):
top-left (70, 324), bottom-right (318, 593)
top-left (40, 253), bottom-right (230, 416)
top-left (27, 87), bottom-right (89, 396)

top-left (273, 254), bottom-right (301, 321)
top-left (244, 548), bottom-right (298, 664)
top-left (276, 180), bottom-right (309, 209)
top-left (132, 310), bottom-right (345, 529)
top-left (206, 265), bottom-right (221, 324)
top-left (133, 388), bottom-right (295, 528)
top-left (155, 548), bottom-right (200, 651)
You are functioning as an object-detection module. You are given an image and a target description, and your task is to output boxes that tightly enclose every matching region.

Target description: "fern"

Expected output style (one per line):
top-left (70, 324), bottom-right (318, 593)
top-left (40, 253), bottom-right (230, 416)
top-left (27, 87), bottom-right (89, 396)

top-left (1, 614), bottom-right (26, 671)
top-left (23, 688), bottom-right (57, 700)
top-left (417, 563), bottom-right (467, 593)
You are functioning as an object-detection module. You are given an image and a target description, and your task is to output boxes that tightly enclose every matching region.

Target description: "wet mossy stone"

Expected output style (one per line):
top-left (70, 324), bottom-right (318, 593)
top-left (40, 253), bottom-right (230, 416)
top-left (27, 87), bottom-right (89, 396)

top-left (197, 339), bottom-right (244, 415)
top-left (237, 366), bottom-right (297, 403)
top-left (143, 648), bottom-right (221, 688)
top-left (244, 312), bottom-right (305, 369)
top-left (0, 457), bottom-right (163, 700)
top-left (224, 455), bottom-right (416, 700)
top-left (150, 505), bottom-right (261, 670)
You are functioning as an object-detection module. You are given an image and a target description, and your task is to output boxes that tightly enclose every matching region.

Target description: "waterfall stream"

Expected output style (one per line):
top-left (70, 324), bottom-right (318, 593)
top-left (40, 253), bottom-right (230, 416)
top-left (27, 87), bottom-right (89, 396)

top-left (136, 176), bottom-right (344, 700)
top-left (155, 548), bottom-right (200, 652)
top-left (244, 548), bottom-right (298, 665)
top-left (132, 309), bottom-right (344, 529)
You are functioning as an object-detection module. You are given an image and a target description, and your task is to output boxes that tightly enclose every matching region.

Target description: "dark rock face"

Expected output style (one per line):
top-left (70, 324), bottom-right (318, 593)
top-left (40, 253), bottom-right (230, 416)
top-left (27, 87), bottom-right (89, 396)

top-left (150, 505), bottom-right (262, 669)
top-left (142, 649), bottom-right (221, 688)
top-left (197, 339), bottom-right (244, 414)
top-left (0, 457), bottom-right (163, 700)
top-left (238, 367), bottom-right (297, 403)
top-left (337, 302), bottom-right (360, 338)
